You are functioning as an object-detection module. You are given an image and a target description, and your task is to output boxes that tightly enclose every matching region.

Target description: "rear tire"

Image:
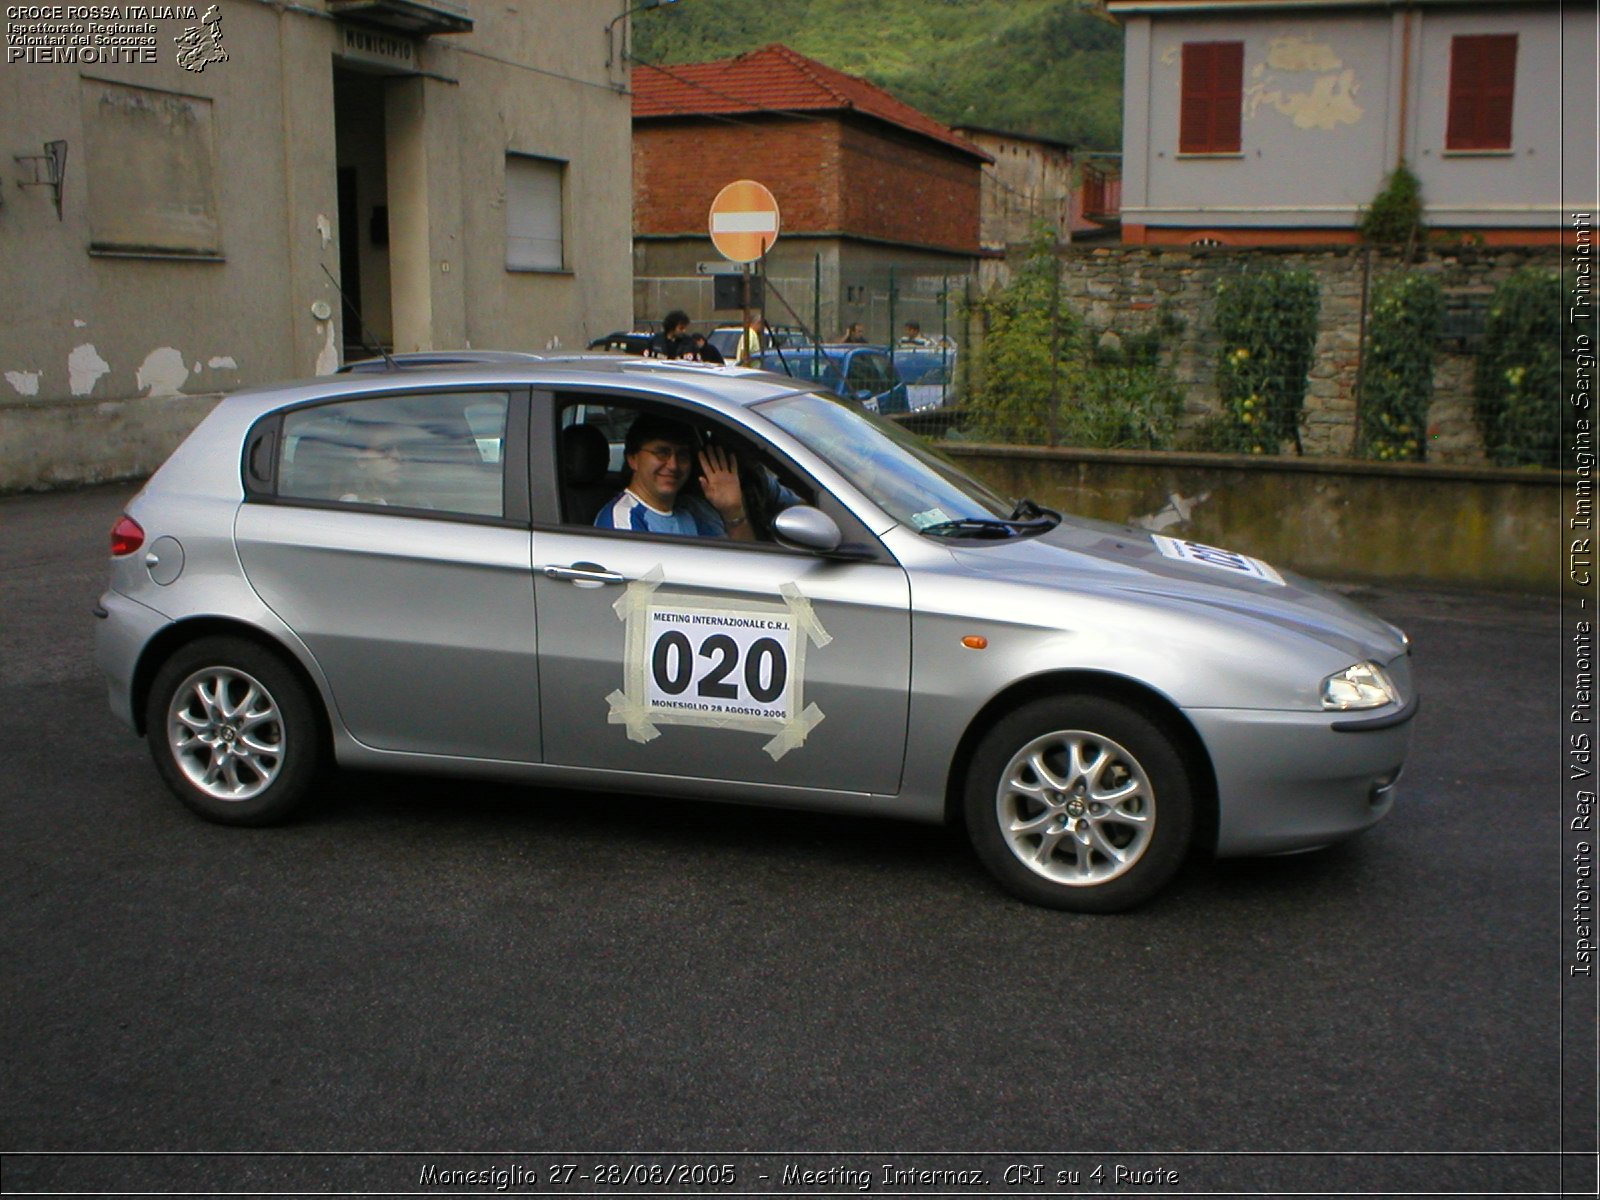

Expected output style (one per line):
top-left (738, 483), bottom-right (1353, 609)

top-left (144, 636), bottom-right (322, 826)
top-left (964, 695), bottom-right (1193, 912)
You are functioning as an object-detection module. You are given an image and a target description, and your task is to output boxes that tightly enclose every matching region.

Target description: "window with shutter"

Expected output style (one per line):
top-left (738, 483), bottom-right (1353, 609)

top-left (1446, 34), bottom-right (1517, 151)
top-left (1180, 41), bottom-right (1244, 154)
top-left (505, 154), bottom-right (565, 271)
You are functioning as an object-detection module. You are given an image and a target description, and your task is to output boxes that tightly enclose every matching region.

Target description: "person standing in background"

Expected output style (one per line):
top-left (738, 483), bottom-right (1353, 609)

top-left (650, 310), bottom-right (694, 358)
top-left (737, 315), bottom-right (769, 365)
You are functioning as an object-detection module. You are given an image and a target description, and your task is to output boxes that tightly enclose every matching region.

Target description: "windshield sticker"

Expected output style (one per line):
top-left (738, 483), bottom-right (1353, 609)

top-left (910, 507), bottom-right (953, 530)
top-left (1151, 535), bottom-right (1285, 586)
top-left (607, 567), bottom-right (832, 760)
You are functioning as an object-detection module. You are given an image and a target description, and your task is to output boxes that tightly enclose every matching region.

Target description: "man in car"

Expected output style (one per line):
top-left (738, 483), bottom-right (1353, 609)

top-left (595, 413), bottom-right (754, 541)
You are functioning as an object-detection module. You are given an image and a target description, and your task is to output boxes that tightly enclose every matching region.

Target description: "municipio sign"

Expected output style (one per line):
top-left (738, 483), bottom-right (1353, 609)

top-left (708, 180), bottom-right (780, 264)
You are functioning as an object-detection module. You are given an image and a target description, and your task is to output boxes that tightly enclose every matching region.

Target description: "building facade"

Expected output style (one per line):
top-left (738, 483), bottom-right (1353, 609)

top-left (1, 0), bottom-right (633, 488)
top-left (631, 44), bottom-right (989, 343)
top-left (1109, 0), bottom-right (1595, 245)
top-left (952, 125), bottom-right (1123, 250)
top-left (952, 125), bottom-right (1080, 251)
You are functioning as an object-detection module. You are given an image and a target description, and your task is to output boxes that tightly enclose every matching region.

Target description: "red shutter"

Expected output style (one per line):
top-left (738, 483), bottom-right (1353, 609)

top-left (1212, 42), bottom-right (1244, 153)
top-left (1181, 42), bottom-right (1244, 154)
top-left (1179, 43), bottom-right (1213, 154)
top-left (1448, 34), bottom-right (1517, 150)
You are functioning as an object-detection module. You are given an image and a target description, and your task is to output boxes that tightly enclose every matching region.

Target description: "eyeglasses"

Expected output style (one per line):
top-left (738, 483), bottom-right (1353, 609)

top-left (636, 442), bottom-right (693, 463)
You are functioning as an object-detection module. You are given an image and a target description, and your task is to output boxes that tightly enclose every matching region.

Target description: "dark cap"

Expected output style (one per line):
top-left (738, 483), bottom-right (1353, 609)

top-left (625, 412), bottom-right (698, 456)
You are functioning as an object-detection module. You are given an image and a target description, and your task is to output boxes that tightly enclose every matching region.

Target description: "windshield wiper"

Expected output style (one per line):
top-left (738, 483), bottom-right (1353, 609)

top-left (920, 513), bottom-right (1058, 539)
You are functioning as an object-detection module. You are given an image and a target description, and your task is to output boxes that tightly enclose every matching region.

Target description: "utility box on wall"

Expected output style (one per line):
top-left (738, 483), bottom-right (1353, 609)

top-left (713, 274), bottom-right (763, 311)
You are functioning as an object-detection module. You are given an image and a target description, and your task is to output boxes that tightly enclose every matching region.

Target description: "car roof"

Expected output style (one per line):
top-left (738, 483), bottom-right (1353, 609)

top-left (218, 356), bottom-right (816, 424)
top-left (339, 350), bottom-right (551, 373)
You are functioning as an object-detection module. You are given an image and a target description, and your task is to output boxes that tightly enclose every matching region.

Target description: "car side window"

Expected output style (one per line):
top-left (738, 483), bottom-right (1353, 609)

top-left (844, 353), bottom-right (886, 394)
top-left (553, 398), bottom-right (815, 542)
top-left (556, 402), bottom-right (631, 524)
top-left (278, 391), bottom-right (510, 518)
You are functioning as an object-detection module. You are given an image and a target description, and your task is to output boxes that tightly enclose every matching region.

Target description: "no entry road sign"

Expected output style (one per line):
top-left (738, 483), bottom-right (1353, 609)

top-left (709, 180), bottom-right (780, 263)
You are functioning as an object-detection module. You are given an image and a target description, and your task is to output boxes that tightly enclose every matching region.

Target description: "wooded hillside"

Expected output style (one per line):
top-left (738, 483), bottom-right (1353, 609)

top-left (631, 0), bottom-right (1124, 151)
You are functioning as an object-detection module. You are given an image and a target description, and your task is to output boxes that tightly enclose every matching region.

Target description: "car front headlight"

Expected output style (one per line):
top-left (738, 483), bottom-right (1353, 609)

top-left (1321, 661), bottom-right (1399, 711)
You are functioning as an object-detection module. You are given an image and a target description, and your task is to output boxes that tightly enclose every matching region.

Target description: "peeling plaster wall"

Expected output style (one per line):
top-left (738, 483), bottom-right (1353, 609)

top-left (0, 0), bottom-right (303, 478)
top-left (1123, 5), bottom-right (1573, 238)
top-left (0, 0), bottom-right (632, 490)
top-left (1133, 12), bottom-right (1392, 230)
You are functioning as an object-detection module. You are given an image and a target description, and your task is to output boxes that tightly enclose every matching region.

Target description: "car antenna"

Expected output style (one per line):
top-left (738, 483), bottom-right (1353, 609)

top-left (319, 264), bottom-right (397, 371)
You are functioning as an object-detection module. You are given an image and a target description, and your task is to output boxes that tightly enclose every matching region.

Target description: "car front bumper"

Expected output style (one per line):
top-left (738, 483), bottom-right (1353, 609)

top-left (1192, 698), bottom-right (1419, 856)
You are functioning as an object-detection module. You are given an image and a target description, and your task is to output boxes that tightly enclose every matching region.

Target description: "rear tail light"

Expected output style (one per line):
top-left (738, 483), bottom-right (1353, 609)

top-left (110, 515), bottom-right (145, 557)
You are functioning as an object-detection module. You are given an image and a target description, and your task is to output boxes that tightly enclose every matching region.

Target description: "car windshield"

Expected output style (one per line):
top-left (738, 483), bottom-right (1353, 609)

top-left (892, 349), bottom-right (954, 385)
top-left (756, 392), bottom-right (1015, 531)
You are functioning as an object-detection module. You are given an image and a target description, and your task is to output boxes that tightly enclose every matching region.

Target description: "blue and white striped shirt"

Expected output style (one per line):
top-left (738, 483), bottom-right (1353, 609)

top-left (594, 490), bottom-right (726, 538)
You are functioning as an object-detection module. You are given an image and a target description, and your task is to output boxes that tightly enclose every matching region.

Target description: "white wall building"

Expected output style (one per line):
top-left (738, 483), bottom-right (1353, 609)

top-left (1109, 0), bottom-right (1596, 245)
top-left (1, 0), bottom-right (634, 488)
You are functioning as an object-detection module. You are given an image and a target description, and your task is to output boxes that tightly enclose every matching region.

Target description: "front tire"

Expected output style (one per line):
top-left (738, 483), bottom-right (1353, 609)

top-left (144, 636), bottom-right (322, 826)
top-left (965, 695), bottom-right (1193, 912)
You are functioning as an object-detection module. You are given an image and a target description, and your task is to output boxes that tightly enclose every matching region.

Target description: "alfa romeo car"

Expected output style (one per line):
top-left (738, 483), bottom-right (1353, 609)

top-left (95, 356), bottom-right (1416, 911)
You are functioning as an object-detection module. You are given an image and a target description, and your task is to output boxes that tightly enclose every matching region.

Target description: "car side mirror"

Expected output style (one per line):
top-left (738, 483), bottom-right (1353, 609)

top-left (771, 505), bottom-right (842, 554)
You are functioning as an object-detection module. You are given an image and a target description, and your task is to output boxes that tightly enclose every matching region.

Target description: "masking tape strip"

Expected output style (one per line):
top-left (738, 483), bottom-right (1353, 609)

top-left (763, 702), bottom-right (825, 761)
top-left (609, 566), bottom-right (665, 742)
top-left (780, 582), bottom-right (833, 648)
top-left (607, 688), bottom-right (660, 743)
top-left (612, 564), bottom-right (664, 623)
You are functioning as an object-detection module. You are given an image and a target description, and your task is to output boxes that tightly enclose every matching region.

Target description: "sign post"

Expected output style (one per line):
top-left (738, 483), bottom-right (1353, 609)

top-left (709, 180), bottom-right (780, 363)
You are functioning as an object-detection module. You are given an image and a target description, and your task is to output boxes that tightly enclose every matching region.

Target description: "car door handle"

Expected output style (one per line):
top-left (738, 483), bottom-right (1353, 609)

top-left (542, 562), bottom-right (627, 586)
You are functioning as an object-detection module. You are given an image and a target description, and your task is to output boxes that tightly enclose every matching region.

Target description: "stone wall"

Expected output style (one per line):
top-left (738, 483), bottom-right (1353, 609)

top-left (1025, 243), bottom-right (1566, 464)
top-left (945, 443), bottom-right (1566, 593)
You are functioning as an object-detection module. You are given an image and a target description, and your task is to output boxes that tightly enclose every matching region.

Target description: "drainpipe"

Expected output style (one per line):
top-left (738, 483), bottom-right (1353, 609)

top-left (1397, 5), bottom-right (1413, 169)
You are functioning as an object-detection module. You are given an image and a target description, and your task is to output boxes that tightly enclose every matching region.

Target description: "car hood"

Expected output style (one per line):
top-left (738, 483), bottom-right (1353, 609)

top-left (944, 514), bottom-right (1408, 663)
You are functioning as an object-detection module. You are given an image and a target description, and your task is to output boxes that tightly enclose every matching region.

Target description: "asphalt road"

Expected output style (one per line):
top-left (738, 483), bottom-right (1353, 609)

top-left (0, 483), bottom-right (1590, 1197)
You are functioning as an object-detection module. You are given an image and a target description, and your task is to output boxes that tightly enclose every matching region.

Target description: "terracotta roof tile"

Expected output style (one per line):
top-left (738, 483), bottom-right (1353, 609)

top-left (633, 43), bottom-right (991, 161)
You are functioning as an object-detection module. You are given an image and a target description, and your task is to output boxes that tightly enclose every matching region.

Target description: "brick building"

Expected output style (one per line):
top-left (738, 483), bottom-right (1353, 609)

top-left (631, 44), bottom-right (991, 341)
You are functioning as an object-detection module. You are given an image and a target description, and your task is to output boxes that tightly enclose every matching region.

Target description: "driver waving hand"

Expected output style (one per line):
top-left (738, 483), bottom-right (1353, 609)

top-left (595, 413), bottom-right (754, 541)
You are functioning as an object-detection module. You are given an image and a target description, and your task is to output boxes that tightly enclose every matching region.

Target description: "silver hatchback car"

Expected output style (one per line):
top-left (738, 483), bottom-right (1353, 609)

top-left (96, 356), bottom-right (1416, 911)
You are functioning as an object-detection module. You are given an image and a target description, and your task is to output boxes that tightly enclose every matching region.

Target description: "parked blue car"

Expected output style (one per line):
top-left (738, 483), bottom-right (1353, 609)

top-left (751, 345), bottom-right (909, 414)
top-left (890, 345), bottom-right (959, 412)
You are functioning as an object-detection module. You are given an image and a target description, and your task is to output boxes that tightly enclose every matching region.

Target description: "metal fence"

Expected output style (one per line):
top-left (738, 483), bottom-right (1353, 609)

top-left (633, 258), bottom-right (974, 411)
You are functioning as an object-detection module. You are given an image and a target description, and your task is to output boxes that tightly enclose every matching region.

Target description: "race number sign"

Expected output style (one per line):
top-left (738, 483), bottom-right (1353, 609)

top-left (607, 568), bottom-right (832, 760)
top-left (1151, 535), bottom-right (1285, 586)
top-left (648, 609), bottom-right (794, 720)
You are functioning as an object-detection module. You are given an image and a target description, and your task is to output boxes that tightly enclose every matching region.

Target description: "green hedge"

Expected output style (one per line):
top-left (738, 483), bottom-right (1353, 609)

top-left (1474, 268), bottom-right (1564, 467)
top-left (965, 231), bottom-right (1182, 449)
top-left (1207, 266), bottom-right (1320, 454)
top-left (1359, 273), bottom-right (1442, 462)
